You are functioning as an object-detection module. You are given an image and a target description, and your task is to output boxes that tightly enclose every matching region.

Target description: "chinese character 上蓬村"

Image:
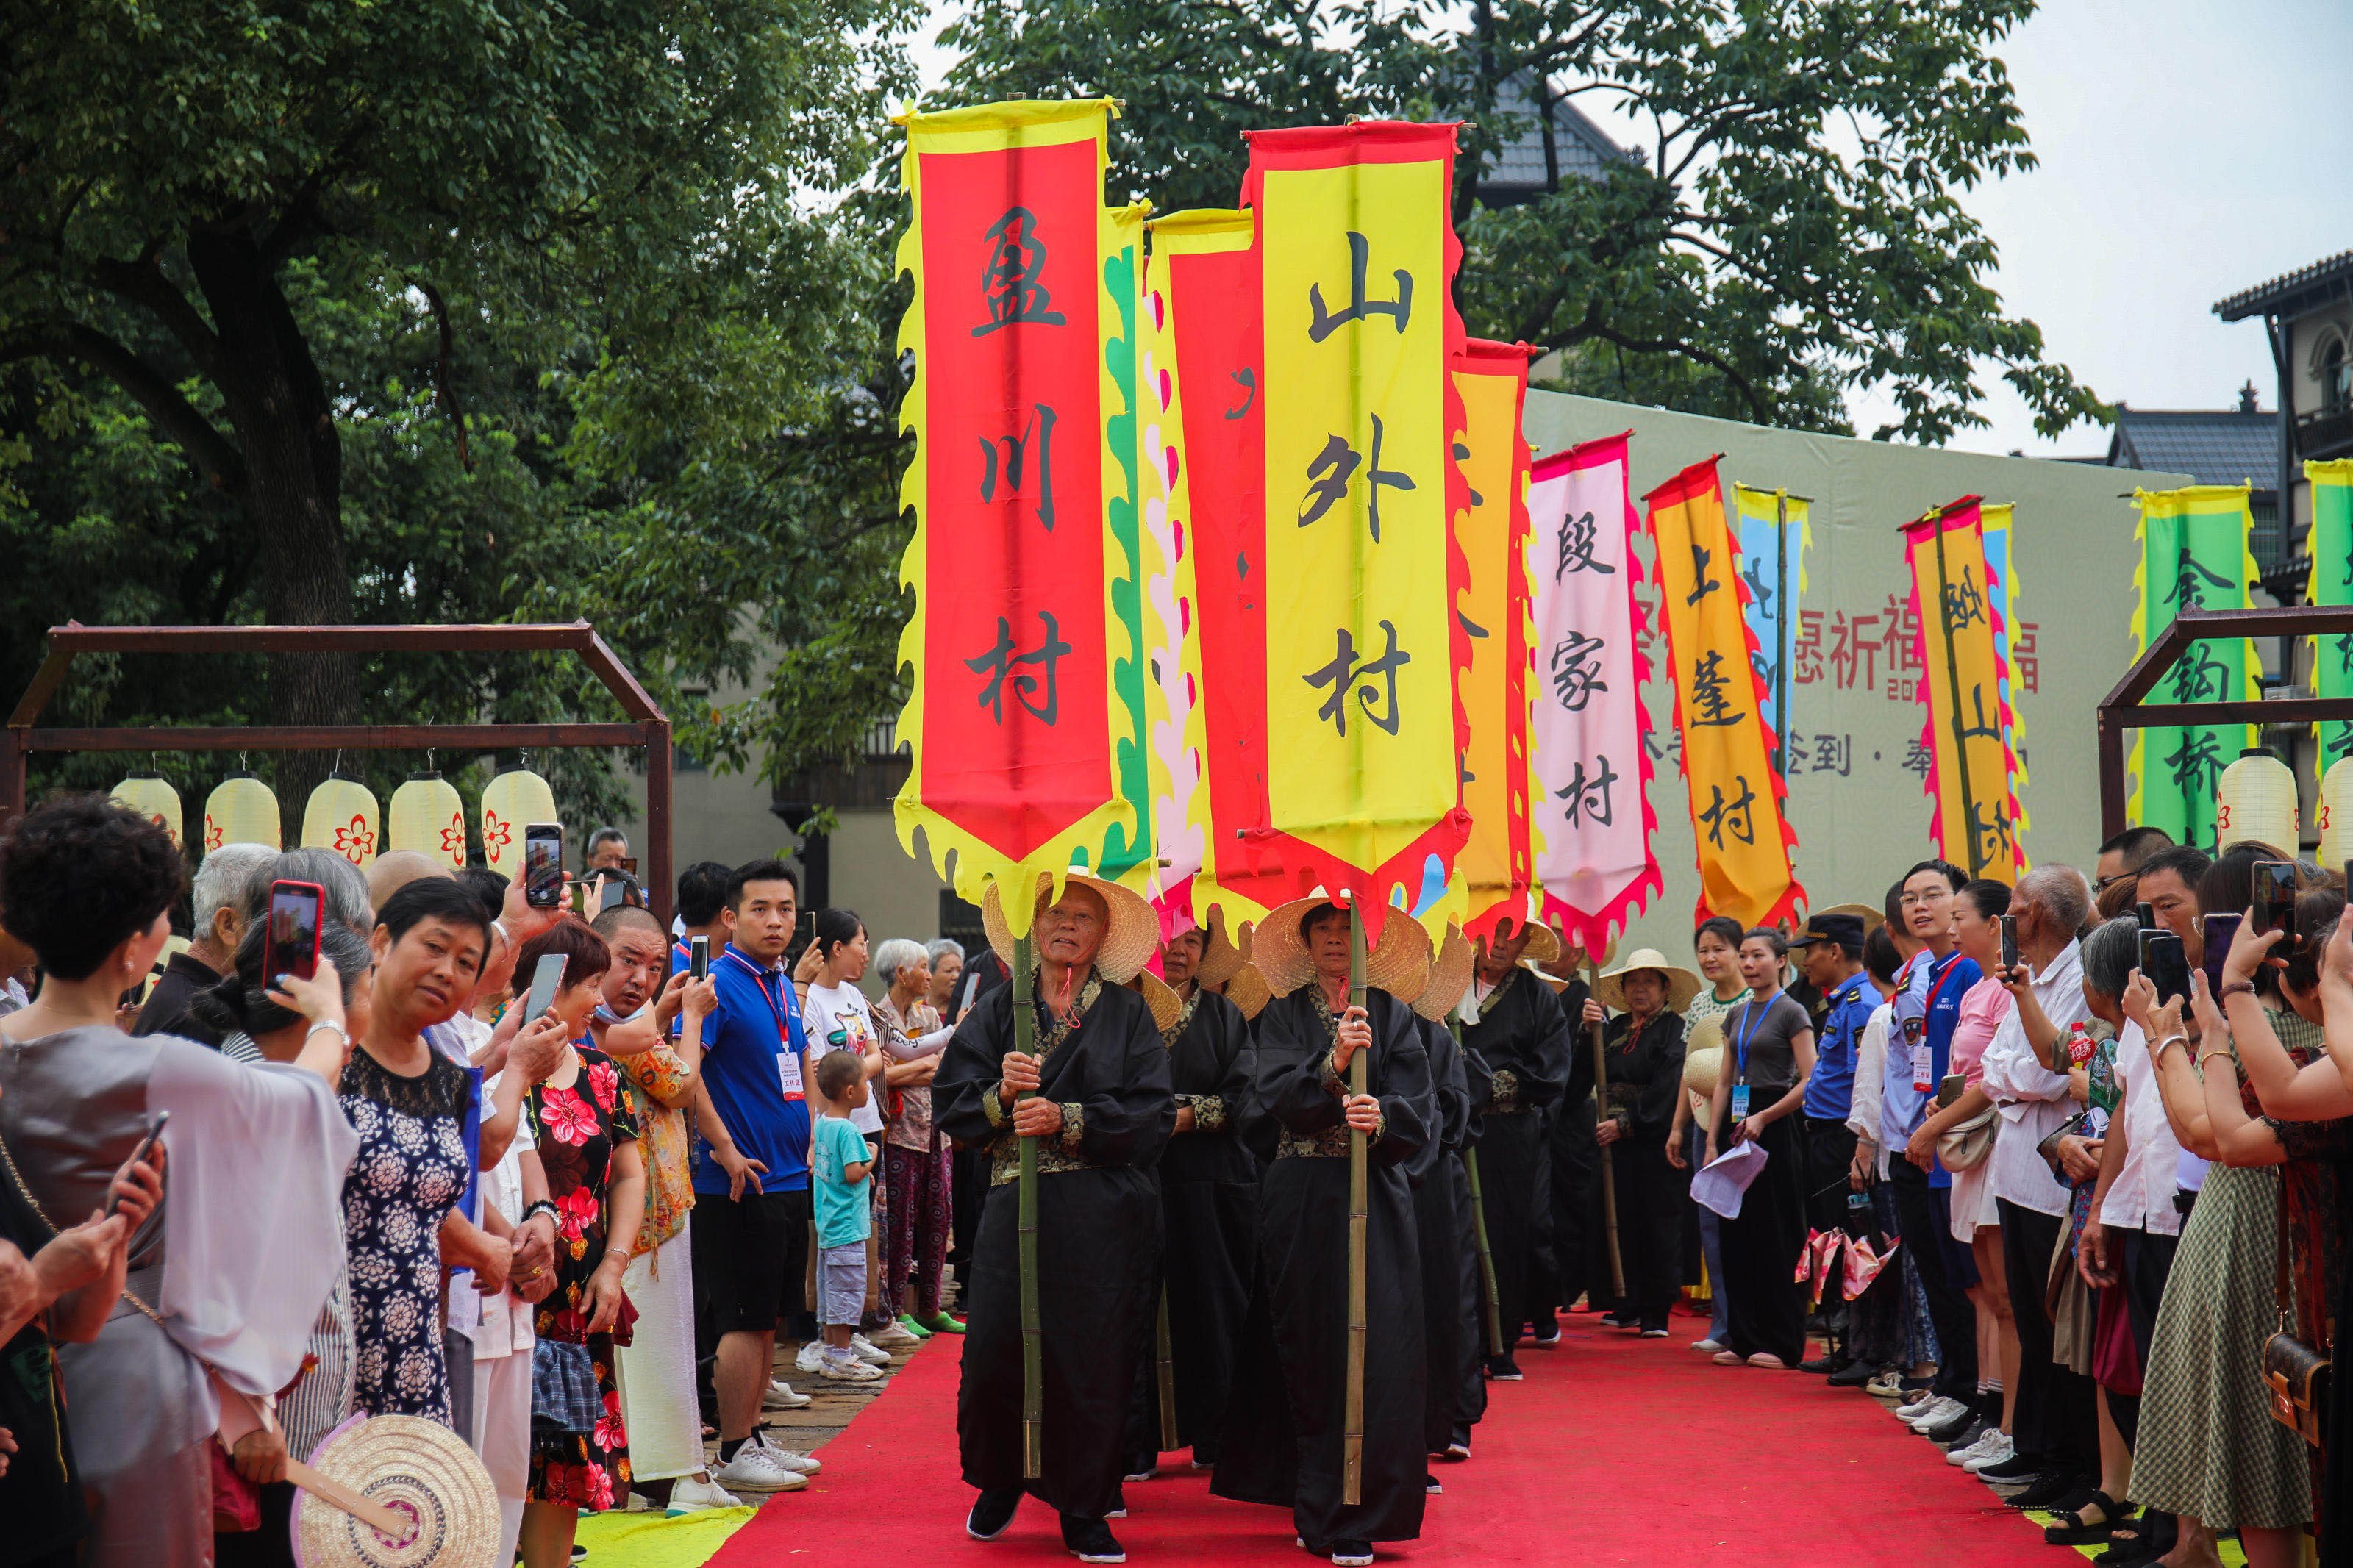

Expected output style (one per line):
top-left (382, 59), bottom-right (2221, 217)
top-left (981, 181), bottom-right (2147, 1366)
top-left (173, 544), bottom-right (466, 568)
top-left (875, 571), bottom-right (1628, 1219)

top-left (1297, 416), bottom-right (1415, 541)
top-left (977, 403), bottom-right (1058, 531)
top-left (1307, 231), bottom-right (1413, 343)
top-left (966, 611), bottom-right (1072, 726)
top-left (1548, 631), bottom-right (1608, 712)
top-left (1684, 543), bottom-right (1721, 607)
top-left (1688, 648), bottom-right (1745, 727)
top-left (1555, 755), bottom-right (1620, 828)
top-left (971, 207), bottom-right (1068, 337)
top-left (1698, 777), bottom-right (1758, 849)
top-left (1303, 620), bottom-right (1412, 737)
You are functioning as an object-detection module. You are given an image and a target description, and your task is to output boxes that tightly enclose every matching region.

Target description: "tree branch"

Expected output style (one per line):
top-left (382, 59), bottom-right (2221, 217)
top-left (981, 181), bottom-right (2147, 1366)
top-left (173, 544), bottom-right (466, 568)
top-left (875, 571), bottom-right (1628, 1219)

top-left (1, 323), bottom-right (246, 491)
top-left (90, 254), bottom-right (227, 383)
top-left (417, 282), bottom-right (475, 471)
top-left (1560, 312), bottom-right (1775, 425)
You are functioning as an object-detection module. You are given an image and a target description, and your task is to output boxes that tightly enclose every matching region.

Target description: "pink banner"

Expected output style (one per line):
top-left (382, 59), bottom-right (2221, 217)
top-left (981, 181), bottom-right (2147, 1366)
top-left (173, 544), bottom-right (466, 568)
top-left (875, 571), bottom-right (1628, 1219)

top-left (1529, 432), bottom-right (1661, 952)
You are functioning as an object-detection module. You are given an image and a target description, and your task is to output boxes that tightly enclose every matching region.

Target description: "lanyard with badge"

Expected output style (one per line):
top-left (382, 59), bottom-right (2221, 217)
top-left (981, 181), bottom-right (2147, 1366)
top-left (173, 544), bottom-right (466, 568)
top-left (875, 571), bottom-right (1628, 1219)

top-left (1910, 956), bottom-right (1966, 1092)
top-left (1730, 992), bottom-right (1779, 1120)
top-left (728, 948), bottom-right (804, 1101)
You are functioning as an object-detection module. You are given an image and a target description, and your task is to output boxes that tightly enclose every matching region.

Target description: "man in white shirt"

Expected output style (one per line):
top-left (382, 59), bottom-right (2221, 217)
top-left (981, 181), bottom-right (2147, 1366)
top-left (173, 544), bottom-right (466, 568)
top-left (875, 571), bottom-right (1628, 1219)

top-left (1977, 865), bottom-right (2097, 1495)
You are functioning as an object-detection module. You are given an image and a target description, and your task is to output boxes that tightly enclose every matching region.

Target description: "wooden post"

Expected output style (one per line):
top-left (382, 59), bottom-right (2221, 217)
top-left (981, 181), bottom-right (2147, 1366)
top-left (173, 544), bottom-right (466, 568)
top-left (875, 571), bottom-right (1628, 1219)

top-left (1343, 903), bottom-right (1368, 1507)
top-left (1155, 1286), bottom-right (1180, 1454)
top-left (1588, 959), bottom-right (1625, 1301)
top-left (1014, 932), bottom-right (1043, 1478)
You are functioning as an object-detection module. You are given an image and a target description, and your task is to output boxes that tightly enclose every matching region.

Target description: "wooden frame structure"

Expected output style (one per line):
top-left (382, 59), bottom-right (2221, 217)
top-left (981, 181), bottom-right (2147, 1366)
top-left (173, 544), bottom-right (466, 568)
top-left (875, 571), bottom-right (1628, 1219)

top-left (1, 621), bottom-right (674, 923)
top-left (2096, 603), bottom-right (2353, 837)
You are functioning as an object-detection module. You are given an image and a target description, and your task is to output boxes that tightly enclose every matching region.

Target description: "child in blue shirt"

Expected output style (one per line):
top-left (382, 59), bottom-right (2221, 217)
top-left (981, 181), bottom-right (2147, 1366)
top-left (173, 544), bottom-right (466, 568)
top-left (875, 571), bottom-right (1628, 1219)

top-left (811, 1050), bottom-right (879, 1382)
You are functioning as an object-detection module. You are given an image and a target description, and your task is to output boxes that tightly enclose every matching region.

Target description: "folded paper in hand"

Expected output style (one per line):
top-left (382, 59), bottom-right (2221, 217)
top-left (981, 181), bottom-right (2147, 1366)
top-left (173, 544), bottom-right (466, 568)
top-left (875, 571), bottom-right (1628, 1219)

top-left (1690, 1139), bottom-right (1770, 1220)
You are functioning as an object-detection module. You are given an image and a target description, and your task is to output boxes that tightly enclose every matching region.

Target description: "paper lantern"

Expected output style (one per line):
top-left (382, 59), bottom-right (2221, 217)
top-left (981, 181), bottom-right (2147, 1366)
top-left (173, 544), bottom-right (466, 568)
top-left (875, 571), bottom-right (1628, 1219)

top-left (301, 776), bottom-right (380, 869)
top-left (202, 775), bottom-right (281, 852)
top-left (2215, 747), bottom-right (2296, 856)
top-left (2317, 756), bottom-right (2353, 870)
top-left (110, 775), bottom-right (184, 850)
top-left (389, 775), bottom-right (469, 870)
top-left (479, 768), bottom-right (559, 877)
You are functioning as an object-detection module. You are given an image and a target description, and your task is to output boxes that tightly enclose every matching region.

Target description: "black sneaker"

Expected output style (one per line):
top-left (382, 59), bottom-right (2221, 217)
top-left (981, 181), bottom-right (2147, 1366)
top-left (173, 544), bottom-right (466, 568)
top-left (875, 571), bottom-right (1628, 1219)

top-left (1329, 1542), bottom-right (1374, 1567)
top-left (1974, 1452), bottom-right (2040, 1486)
top-left (1798, 1354), bottom-right (1839, 1374)
top-left (1922, 1405), bottom-right (1977, 1445)
top-left (968, 1488), bottom-right (1021, 1541)
top-left (2006, 1473), bottom-right (2079, 1511)
top-left (1485, 1353), bottom-right (1524, 1381)
top-left (1060, 1515), bottom-right (1125, 1564)
top-left (1825, 1360), bottom-right (1878, 1389)
top-left (1939, 1417), bottom-right (1987, 1454)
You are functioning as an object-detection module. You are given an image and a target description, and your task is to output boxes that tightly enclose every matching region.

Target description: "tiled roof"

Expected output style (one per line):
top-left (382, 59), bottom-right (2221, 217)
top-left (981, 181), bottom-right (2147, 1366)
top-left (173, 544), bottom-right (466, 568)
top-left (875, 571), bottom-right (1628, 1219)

top-left (2106, 409), bottom-right (2278, 489)
top-left (2213, 250), bottom-right (2353, 322)
top-left (1480, 76), bottom-right (1642, 192)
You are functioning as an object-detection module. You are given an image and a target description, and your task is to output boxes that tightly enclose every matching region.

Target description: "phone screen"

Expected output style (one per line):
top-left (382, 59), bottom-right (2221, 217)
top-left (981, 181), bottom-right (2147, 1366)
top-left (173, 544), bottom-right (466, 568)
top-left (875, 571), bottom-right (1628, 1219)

top-left (265, 881), bottom-right (324, 981)
top-left (2202, 912), bottom-right (2242, 999)
top-left (524, 824), bottom-right (564, 908)
top-left (523, 951), bottom-right (568, 1025)
top-left (2252, 861), bottom-right (2298, 942)
top-left (690, 935), bottom-right (710, 981)
top-left (2144, 931), bottom-right (2192, 1006)
top-left (107, 1111), bottom-right (169, 1216)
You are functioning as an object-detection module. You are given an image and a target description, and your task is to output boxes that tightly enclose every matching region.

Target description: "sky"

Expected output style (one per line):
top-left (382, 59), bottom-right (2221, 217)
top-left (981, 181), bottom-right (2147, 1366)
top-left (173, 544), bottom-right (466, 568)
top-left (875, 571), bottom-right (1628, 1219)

top-left (910, 0), bottom-right (2353, 457)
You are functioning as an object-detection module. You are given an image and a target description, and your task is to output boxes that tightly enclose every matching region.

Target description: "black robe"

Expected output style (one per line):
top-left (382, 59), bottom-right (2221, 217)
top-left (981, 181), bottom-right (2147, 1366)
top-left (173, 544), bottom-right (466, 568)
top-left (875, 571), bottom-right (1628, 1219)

top-left (1548, 977), bottom-right (1613, 1314)
top-left (935, 973), bottom-right (1175, 1519)
top-left (1458, 967), bottom-right (1570, 1347)
top-left (1124, 987), bottom-right (1257, 1464)
top-left (1410, 1016), bottom-right (1471, 1453)
top-left (1214, 986), bottom-right (1431, 1545)
top-left (1452, 1041), bottom-right (1494, 1434)
top-left (1597, 1010), bottom-right (1688, 1325)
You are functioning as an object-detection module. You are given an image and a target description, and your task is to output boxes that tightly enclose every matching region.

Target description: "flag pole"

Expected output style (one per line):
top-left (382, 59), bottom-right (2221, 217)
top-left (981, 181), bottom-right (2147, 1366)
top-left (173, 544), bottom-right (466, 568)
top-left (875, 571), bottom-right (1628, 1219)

top-left (1013, 930), bottom-right (1043, 1478)
top-left (1775, 491), bottom-right (1791, 779)
top-left (1457, 1017), bottom-right (1505, 1356)
top-left (1343, 901), bottom-right (1369, 1507)
top-left (1927, 514), bottom-right (1985, 878)
top-left (1588, 954), bottom-right (1625, 1300)
top-left (1154, 1286), bottom-right (1180, 1453)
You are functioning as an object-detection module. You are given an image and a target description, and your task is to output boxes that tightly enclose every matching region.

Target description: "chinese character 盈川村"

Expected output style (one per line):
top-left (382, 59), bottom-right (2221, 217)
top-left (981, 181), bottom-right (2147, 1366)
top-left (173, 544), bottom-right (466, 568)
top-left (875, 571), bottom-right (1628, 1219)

top-left (1307, 231), bottom-right (1413, 342)
top-left (1698, 776), bottom-right (1758, 849)
top-left (1303, 620), bottom-right (1411, 737)
top-left (965, 610), bottom-right (1073, 726)
top-left (1556, 509), bottom-right (1615, 578)
top-left (977, 402), bottom-right (1058, 531)
top-left (1556, 755), bottom-right (1621, 828)
top-left (1548, 631), bottom-right (1608, 712)
top-left (1941, 565), bottom-right (1988, 631)
top-left (1688, 648), bottom-right (1745, 728)
top-left (1297, 415), bottom-right (1415, 541)
top-left (1683, 542), bottom-right (1721, 607)
top-left (971, 207), bottom-right (1068, 337)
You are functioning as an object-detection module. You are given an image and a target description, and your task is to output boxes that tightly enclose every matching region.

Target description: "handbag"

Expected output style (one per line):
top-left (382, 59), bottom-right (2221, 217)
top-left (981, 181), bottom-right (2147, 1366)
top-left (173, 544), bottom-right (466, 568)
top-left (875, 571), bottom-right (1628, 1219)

top-left (1935, 1105), bottom-right (1998, 1173)
top-left (2262, 1200), bottom-right (2329, 1446)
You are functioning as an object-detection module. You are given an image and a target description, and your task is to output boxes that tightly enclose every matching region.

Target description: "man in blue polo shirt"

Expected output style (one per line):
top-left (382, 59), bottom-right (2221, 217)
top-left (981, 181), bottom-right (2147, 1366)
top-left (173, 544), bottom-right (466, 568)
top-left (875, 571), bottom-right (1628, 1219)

top-left (690, 859), bottom-right (822, 1496)
top-left (1882, 859), bottom-right (1982, 1430)
top-left (1788, 909), bottom-right (1875, 1373)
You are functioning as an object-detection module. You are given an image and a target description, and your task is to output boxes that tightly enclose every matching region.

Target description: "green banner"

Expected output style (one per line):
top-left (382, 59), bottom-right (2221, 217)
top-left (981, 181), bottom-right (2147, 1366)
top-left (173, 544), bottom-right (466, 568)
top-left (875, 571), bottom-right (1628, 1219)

top-left (2311, 460), bottom-right (2353, 767)
top-left (2132, 485), bottom-right (2257, 848)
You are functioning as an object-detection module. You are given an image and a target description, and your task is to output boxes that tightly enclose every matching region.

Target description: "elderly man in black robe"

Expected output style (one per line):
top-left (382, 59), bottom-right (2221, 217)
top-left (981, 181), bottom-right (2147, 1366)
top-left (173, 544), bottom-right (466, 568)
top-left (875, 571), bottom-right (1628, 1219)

top-left (935, 873), bottom-right (1175, 1566)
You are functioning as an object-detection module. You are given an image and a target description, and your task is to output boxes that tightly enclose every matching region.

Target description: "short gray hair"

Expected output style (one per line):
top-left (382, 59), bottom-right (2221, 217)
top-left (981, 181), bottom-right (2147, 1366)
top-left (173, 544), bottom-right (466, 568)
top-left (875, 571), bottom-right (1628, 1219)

top-left (926, 937), bottom-right (965, 967)
top-left (2080, 916), bottom-right (2139, 1003)
top-left (239, 847), bottom-right (374, 936)
top-left (193, 843), bottom-right (275, 935)
top-left (2016, 863), bottom-right (2091, 940)
top-left (871, 937), bottom-right (929, 984)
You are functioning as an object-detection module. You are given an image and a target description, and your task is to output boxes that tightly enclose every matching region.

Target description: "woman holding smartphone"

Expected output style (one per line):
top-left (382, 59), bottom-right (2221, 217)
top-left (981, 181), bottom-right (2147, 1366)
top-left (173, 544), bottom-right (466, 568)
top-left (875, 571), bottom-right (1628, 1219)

top-left (1703, 928), bottom-right (1815, 1368)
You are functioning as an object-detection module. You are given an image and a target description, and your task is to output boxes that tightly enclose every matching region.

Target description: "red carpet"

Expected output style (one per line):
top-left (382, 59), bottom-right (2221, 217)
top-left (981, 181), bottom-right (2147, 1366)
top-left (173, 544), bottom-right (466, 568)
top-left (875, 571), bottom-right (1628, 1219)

top-left (708, 1310), bottom-right (2061, 1567)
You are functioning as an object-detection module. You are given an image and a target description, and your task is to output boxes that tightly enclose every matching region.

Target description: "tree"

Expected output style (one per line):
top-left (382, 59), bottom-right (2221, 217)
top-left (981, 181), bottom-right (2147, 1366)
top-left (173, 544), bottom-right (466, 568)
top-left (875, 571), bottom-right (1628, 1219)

top-left (940, 0), bottom-right (2103, 443)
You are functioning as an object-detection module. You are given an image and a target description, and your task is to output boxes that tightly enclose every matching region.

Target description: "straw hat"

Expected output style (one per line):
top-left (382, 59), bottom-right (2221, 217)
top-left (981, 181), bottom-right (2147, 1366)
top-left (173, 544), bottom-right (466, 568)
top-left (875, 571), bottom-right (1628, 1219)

top-left (1131, 970), bottom-right (1182, 1033)
top-left (1222, 961), bottom-right (1271, 1020)
top-left (1594, 948), bottom-right (1704, 1013)
top-left (1813, 901), bottom-right (1887, 935)
top-left (1413, 923), bottom-right (1477, 1022)
top-left (295, 1413), bottom-right (501, 1568)
top-left (982, 869), bottom-right (1160, 984)
top-left (1252, 896), bottom-right (1432, 1001)
top-left (1681, 1014), bottom-right (1725, 1098)
top-left (1520, 959), bottom-right (1570, 995)
top-left (1177, 905), bottom-right (1251, 989)
top-left (1474, 912), bottom-right (1560, 969)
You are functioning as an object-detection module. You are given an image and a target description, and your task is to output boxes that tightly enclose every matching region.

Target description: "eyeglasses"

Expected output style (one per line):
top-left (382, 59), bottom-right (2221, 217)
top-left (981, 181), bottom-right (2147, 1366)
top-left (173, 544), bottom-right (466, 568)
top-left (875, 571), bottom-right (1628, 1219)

top-left (1896, 889), bottom-right (1952, 907)
top-left (2093, 873), bottom-right (2136, 892)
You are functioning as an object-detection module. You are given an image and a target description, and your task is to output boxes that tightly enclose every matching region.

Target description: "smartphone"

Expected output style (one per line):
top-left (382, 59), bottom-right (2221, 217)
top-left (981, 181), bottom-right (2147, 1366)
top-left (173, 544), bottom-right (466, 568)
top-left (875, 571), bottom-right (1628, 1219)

top-left (1999, 914), bottom-right (2018, 971)
top-left (689, 934), bottom-right (710, 981)
top-left (2143, 931), bottom-right (2192, 1006)
top-left (2202, 912), bottom-right (2242, 999)
top-left (2250, 860), bottom-right (2299, 942)
top-left (107, 1111), bottom-right (169, 1217)
top-left (2136, 901), bottom-right (2155, 931)
top-left (598, 877), bottom-right (633, 914)
top-left (1937, 1072), bottom-right (1965, 1109)
top-left (522, 951), bottom-right (568, 1025)
top-left (264, 880), bottom-right (326, 982)
top-left (524, 823), bottom-right (564, 908)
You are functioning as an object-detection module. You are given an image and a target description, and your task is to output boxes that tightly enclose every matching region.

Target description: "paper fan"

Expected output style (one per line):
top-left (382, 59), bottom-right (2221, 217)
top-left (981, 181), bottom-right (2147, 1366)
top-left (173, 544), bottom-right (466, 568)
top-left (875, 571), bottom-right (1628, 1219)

top-left (301, 776), bottom-right (381, 870)
top-left (110, 774), bottom-right (184, 849)
top-left (204, 774), bottom-right (282, 852)
top-left (478, 768), bottom-right (559, 877)
top-left (388, 775), bottom-right (468, 870)
top-left (294, 1414), bottom-right (501, 1568)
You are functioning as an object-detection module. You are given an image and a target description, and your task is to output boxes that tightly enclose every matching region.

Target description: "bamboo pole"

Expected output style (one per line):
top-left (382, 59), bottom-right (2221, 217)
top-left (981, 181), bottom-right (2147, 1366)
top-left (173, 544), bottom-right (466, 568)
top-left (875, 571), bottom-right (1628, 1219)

top-left (1588, 958), bottom-right (1626, 1301)
top-left (1927, 514), bottom-right (1985, 878)
top-left (1455, 1017), bottom-right (1505, 1356)
top-left (1343, 904), bottom-right (1369, 1508)
top-left (1155, 1285), bottom-right (1180, 1453)
top-left (1014, 932), bottom-right (1043, 1478)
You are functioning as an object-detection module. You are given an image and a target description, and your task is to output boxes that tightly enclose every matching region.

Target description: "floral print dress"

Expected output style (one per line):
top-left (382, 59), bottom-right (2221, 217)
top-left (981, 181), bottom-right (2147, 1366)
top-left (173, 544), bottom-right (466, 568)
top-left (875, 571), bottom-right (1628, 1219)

top-left (524, 1044), bottom-right (640, 1509)
top-left (340, 1046), bottom-right (475, 1425)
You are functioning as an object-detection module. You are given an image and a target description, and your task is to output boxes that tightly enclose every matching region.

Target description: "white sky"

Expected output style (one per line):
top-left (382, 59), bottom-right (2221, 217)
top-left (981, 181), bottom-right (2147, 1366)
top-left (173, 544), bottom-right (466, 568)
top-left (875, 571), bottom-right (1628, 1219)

top-left (910, 0), bottom-right (2353, 457)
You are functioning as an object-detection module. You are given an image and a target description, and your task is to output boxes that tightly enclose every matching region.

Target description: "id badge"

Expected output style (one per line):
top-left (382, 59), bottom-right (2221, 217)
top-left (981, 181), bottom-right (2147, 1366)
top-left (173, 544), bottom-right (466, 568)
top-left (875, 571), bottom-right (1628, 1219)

top-left (777, 1030), bottom-right (806, 1101)
top-left (1906, 1017), bottom-right (1932, 1092)
top-left (1730, 1084), bottom-right (1752, 1119)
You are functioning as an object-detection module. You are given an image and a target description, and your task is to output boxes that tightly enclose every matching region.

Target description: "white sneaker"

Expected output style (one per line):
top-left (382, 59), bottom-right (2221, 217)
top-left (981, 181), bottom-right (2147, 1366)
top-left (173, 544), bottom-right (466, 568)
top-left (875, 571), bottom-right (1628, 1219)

top-left (1908, 1397), bottom-right (1968, 1432)
top-left (763, 1378), bottom-right (811, 1411)
top-left (1690, 1338), bottom-right (1725, 1354)
top-left (1963, 1432), bottom-right (2018, 1475)
top-left (1946, 1428), bottom-right (2005, 1469)
top-left (849, 1333), bottom-right (891, 1365)
top-left (1893, 1392), bottom-right (1943, 1422)
top-left (714, 1442), bottom-right (812, 1493)
top-left (758, 1443), bottom-right (821, 1475)
top-left (816, 1353), bottom-right (883, 1382)
top-left (868, 1320), bottom-right (921, 1347)
top-left (795, 1342), bottom-right (827, 1375)
top-left (667, 1475), bottom-right (743, 1514)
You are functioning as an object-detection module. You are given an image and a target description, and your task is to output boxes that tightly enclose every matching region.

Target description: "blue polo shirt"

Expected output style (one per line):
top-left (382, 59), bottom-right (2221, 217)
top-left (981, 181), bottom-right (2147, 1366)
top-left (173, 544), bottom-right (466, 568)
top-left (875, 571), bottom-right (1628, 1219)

top-left (1879, 948), bottom-right (1979, 1189)
top-left (1802, 970), bottom-right (1874, 1121)
top-left (691, 943), bottom-right (812, 1197)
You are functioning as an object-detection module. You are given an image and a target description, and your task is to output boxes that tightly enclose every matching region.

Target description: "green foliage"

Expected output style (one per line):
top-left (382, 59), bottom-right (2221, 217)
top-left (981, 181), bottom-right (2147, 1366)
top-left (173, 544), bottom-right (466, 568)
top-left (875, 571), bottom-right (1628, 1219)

top-left (941, 0), bottom-right (2104, 443)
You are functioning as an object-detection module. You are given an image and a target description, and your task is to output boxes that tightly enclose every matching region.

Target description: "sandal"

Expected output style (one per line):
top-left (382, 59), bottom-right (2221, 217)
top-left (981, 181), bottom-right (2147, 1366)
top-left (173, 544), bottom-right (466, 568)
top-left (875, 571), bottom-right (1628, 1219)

top-left (2045, 1492), bottom-right (2133, 1546)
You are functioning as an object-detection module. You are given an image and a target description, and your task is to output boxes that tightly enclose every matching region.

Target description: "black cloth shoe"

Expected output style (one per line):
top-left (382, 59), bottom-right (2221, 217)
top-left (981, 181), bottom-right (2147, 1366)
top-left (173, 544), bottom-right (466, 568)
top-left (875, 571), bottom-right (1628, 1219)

top-left (1825, 1360), bottom-right (1878, 1389)
top-left (1531, 1316), bottom-right (1562, 1344)
top-left (1424, 1472), bottom-right (1443, 1494)
top-left (2006, 1472), bottom-right (2080, 1511)
top-left (1486, 1353), bottom-right (1524, 1381)
top-left (1328, 1542), bottom-right (1374, 1567)
top-left (1939, 1418), bottom-right (1988, 1455)
top-left (968, 1489), bottom-right (1021, 1541)
top-left (1798, 1354), bottom-right (1839, 1374)
top-left (1060, 1515), bottom-right (1125, 1564)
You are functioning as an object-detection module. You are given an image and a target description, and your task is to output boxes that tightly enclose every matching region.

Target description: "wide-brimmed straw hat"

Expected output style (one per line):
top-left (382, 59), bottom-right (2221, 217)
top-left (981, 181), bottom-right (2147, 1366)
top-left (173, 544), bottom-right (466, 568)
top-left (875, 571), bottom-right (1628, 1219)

top-left (1252, 895), bottom-right (1432, 1001)
top-left (1594, 947), bottom-right (1704, 1013)
top-left (1413, 923), bottom-right (1477, 1022)
top-left (1681, 1014), bottom-right (1726, 1098)
top-left (1474, 912), bottom-right (1560, 969)
top-left (982, 869), bottom-right (1160, 984)
top-left (1130, 970), bottom-right (1181, 1032)
top-left (1222, 961), bottom-right (1271, 1020)
top-left (1173, 905), bottom-right (1251, 989)
top-left (296, 1412), bottom-right (501, 1568)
